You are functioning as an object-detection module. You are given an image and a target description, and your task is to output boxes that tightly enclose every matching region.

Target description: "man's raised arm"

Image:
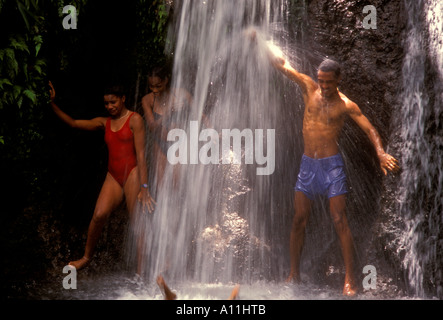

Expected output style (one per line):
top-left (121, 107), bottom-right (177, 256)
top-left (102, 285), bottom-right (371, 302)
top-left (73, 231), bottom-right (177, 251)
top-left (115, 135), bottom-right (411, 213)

top-left (244, 28), bottom-right (317, 96)
top-left (273, 58), bottom-right (317, 96)
top-left (265, 45), bottom-right (317, 97)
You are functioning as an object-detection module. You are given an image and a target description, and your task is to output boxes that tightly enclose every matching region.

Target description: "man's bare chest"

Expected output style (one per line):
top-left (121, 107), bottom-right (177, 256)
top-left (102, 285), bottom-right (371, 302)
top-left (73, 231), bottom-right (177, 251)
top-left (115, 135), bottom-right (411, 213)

top-left (305, 97), bottom-right (346, 126)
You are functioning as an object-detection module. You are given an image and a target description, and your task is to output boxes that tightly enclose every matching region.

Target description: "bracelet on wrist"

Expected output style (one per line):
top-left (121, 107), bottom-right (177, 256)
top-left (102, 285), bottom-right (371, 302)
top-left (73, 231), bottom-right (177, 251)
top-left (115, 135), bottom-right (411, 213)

top-left (141, 183), bottom-right (148, 189)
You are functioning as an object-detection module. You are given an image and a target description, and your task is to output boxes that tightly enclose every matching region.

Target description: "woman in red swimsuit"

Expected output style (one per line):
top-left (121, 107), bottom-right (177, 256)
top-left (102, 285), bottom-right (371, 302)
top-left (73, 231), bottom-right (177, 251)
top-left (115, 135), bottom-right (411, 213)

top-left (49, 81), bottom-right (155, 272)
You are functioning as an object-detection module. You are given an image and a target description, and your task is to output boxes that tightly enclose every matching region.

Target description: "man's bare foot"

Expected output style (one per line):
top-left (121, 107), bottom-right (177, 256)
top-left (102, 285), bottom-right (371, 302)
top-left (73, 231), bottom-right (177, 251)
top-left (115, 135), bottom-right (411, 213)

top-left (68, 256), bottom-right (90, 270)
top-left (228, 284), bottom-right (240, 300)
top-left (157, 275), bottom-right (177, 300)
top-left (343, 282), bottom-right (357, 297)
top-left (286, 273), bottom-right (302, 284)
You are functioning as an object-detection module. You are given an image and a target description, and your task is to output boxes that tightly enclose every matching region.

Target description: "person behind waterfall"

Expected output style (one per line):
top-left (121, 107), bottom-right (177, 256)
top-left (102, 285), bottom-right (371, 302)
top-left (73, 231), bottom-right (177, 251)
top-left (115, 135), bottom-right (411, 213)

top-left (262, 46), bottom-right (400, 295)
top-left (141, 65), bottom-right (212, 190)
top-left (49, 81), bottom-right (155, 272)
top-left (141, 65), bottom-right (194, 190)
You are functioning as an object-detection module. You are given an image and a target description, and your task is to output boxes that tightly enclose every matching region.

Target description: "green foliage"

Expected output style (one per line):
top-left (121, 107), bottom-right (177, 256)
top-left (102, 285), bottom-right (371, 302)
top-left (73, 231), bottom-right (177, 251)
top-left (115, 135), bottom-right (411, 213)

top-left (54, 0), bottom-right (88, 17)
top-left (0, 35), bottom-right (45, 110)
top-left (16, 0), bottom-right (39, 30)
top-left (135, 0), bottom-right (172, 72)
top-left (0, 0), bottom-right (48, 197)
top-left (0, 0), bottom-right (172, 201)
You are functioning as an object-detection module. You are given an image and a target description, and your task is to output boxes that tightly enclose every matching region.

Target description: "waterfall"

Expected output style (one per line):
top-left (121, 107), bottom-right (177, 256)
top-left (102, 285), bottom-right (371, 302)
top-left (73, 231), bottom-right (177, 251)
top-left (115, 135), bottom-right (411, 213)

top-left (396, 0), bottom-right (443, 298)
top-left (123, 0), bottom-right (443, 299)
top-left (129, 0), bottom-right (301, 285)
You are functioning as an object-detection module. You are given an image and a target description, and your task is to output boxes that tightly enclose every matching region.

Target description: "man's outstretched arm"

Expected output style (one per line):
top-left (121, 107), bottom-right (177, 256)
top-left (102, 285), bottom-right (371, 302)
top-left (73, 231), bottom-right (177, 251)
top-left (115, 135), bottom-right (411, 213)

top-left (347, 101), bottom-right (400, 175)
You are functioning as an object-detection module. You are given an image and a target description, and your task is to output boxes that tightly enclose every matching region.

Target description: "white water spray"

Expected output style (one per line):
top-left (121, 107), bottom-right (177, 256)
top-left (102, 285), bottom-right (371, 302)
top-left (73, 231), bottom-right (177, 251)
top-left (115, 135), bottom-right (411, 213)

top-left (128, 0), bottom-right (297, 285)
top-left (397, 0), bottom-right (443, 298)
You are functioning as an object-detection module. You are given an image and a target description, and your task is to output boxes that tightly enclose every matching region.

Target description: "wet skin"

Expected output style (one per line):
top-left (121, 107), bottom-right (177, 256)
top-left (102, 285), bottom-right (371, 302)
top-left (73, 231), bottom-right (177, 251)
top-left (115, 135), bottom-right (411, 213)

top-left (49, 82), bottom-right (155, 272)
top-left (269, 57), bottom-right (399, 296)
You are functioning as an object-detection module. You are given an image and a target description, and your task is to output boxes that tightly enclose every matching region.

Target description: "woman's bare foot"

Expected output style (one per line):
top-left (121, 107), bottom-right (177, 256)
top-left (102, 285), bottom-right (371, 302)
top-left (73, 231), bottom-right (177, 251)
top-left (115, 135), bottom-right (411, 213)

top-left (68, 256), bottom-right (90, 270)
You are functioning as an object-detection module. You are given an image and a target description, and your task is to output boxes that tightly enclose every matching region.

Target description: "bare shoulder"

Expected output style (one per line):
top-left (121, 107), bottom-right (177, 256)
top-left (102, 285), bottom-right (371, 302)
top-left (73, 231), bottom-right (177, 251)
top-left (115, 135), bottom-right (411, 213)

top-left (339, 92), bottom-right (361, 115)
top-left (141, 93), bottom-right (154, 107)
top-left (131, 111), bottom-right (144, 122)
top-left (130, 112), bottom-right (145, 129)
top-left (175, 87), bottom-right (193, 100)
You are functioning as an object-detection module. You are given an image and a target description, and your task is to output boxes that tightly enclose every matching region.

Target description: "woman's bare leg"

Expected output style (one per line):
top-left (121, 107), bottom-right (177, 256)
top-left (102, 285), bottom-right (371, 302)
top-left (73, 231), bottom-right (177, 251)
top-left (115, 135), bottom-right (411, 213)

top-left (124, 167), bottom-right (147, 275)
top-left (69, 173), bottom-right (123, 270)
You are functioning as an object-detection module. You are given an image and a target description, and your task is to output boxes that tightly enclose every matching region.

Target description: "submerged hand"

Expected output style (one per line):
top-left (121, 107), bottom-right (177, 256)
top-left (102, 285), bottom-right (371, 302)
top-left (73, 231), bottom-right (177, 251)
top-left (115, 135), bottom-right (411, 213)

top-left (138, 188), bottom-right (156, 214)
top-left (379, 153), bottom-right (400, 175)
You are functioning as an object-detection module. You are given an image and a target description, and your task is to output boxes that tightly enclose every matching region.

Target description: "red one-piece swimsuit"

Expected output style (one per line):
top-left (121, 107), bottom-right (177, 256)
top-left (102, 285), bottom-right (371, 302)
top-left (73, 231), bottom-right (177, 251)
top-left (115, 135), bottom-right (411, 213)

top-left (104, 112), bottom-right (138, 187)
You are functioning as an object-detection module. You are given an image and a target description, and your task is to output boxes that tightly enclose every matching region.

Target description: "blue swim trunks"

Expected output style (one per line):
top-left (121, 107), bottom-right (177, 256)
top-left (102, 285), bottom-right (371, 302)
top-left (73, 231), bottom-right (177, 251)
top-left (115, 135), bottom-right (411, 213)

top-left (294, 154), bottom-right (348, 200)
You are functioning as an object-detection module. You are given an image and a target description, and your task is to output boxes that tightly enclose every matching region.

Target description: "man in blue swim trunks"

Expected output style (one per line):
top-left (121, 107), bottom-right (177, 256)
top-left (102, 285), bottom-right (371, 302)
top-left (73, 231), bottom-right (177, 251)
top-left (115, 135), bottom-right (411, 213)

top-left (269, 56), bottom-right (400, 296)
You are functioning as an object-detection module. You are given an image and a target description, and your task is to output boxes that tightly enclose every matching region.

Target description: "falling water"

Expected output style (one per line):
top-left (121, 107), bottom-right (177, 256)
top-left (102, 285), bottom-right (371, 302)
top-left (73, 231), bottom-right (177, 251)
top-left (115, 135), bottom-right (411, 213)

top-left (128, 0), bottom-right (297, 285)
top-left (126, 0), bottom-right (403, 296)
top-left (26, 0), bottom-right (443, 301)
top-left (395, 0), bottom-right (443, 299)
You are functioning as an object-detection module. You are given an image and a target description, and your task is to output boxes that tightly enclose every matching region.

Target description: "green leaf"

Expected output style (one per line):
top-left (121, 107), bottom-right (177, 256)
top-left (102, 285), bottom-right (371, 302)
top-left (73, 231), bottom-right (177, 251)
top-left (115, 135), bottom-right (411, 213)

top-left (17, 96), bottom-right (24, 109)
top-left (5, 48), bottom-right (19, 77)
top-left (13, 85), bottom-right (22, 100)
top-left (35, 43), bottom-right (42, 56)
top-left (23, 89), bottom-right (37, 103)
top-left (34, 64), bottom-right (42, 75)
top-left (10, 37), bottom-right (30, 54)
top-left (35, 59), bottom-right (46, 67)
top-left (0, 136), bottom-right (4, 145)
top-left (34, 35), bottom-right (43, 56)
top-left (0, 78), bottom-right (13, 90)
top-left (17, 2), bottom-right (31, 30)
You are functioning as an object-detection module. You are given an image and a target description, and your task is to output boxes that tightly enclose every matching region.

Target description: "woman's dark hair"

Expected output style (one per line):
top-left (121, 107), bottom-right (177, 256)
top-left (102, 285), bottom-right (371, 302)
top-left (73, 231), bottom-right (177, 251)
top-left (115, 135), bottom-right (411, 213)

top-left (318, 59), bottom-right (341, 79)
top-left (103, 84), bottom-right (126, 98)
top-left (148, 64), bottom-right (172, 81)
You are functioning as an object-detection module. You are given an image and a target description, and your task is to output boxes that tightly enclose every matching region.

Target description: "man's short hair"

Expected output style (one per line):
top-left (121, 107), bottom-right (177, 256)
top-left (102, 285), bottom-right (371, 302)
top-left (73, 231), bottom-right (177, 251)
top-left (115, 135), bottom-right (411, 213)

top-left (318, 59), bottom-right (341, 79)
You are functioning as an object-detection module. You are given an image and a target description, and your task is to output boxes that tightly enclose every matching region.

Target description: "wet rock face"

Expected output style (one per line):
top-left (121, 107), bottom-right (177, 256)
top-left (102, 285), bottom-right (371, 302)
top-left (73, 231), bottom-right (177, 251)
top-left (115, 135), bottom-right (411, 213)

top-left (305, 0), bottom-right (405, 135)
